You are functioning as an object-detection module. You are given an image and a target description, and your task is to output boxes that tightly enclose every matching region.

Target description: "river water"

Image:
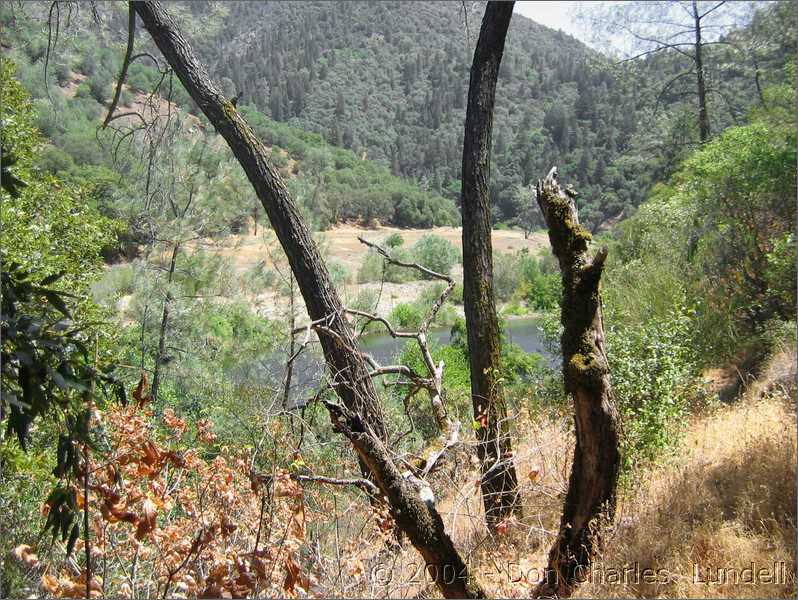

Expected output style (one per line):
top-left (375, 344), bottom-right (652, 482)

top-left (358, 316), bottom-right (549, 364)
top-left (237, 317), bottom-right (551, 407)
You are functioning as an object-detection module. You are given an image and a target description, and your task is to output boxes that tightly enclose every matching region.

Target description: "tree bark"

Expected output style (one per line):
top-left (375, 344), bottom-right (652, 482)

top-left (461, 0), bottom-right (519, 527)
top-left (132, 2), bottom-right (483, 597)
top-left (693, 0), bottom-right (710, 142)
top-left (533, 169), bottom-right (621, 598)
top-left (151, 241), bottom-right (178, 403)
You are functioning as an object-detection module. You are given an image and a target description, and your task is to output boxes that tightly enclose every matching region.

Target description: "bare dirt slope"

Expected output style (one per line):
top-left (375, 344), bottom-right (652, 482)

top-left (213, 225), bottom-right (548, 320)
top-left (215, 224), bottom-right (548, 273)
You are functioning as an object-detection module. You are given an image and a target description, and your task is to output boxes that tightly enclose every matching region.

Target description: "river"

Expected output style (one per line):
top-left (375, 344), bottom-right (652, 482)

top-left (236, 316), bottom-right (551, 407)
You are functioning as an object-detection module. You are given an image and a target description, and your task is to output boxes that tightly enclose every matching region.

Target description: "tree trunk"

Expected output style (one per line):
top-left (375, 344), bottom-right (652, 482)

top-left (461, 0), bottom-right (519, 527)
top-left (132, 3), bottom-right (483, 597)
top-left (282, 271), bottom-right (296, 412)
top-left (151, 241), bottom-right (179, 402)
top-left (533, 169), bottom-right (621, 598)
top-left (693, 0), bottom-right (710, 142)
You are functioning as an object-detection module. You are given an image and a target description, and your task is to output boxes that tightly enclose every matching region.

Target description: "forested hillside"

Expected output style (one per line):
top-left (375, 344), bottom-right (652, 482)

top-left (192, 0), bottom-right (792, 229)
top-left (1, 1), bottom-right (791, 231)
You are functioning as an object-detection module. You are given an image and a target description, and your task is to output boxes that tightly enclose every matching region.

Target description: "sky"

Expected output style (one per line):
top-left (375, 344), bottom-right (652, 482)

top-left (513, 2), bottom-right (589, 44)
top-left (513, 1), bottom-right (763, 54)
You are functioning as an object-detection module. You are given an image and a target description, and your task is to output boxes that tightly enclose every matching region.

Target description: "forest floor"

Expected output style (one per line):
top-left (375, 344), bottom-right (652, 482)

top-left (353, 344), bottom-right (797, 598)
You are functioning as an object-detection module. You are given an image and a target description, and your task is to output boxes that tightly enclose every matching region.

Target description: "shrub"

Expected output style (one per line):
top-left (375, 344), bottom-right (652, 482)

top-left (92, 263), bottom-right (137, 305)
top-left (357, 251), bottom-right (382, 283)
top-left (351, 288), bottom-right (379, 313)
top-left (493, 251), bottom-right (523, 301)
top-left (349, 289), bottom-right (384, 333)
top-left (241, 261), bottom-right (277, 292)
top-left (54, 62), bottom-right (71, 86)
top-left (37, 146), bottom-right (74, 174)
top-left (328, 261), bottom-right (351, 288)
top-left (385, 232), bottom-right (404, 248)
top-left (502, 341), bottom-right (545, 385)
top-left (389, 302), bottom-right (424, 330)
top-left (74, 82), bottom-right (92, 99)
top-left (120, 88), bottom-right (135, 107)
top-left (396, 339), bottom-right (472, 438)
top-left (520, 271), bottom-right (560, 310)
top-left (450, 283), bottom-right (464, 304)
top-left (416, 283), bottom-right (458, 326)
top-left (88, 76), bottom-right (108, 104)
top-left (411, 234), bottom-right (460, 278)
top-left (357, 248), bottom-right (415, 284)
top-left (492, 250), bottom-right (560, 308)
top-left (607, 304), bottom-right (699, 471)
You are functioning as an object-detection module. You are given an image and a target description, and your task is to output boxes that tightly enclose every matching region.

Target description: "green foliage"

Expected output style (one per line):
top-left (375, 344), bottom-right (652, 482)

top-left (388, 302), bottom-right (425, 330)
top-left (410, 235), bottom-right (460, 278)
top-left (0, 62), bottom-right (122, 572)
top-left (610, 105), bottom-right (796, 363)
top-left (241, 104), bottom-right (458, 227)
top-left (1, 60), bottom-right (118, 286)
top-left (241, 261), bottom-right (277, 292)
top-left (450, 282), bottom-right (464, 305)
top-left (350, 288), bottom-right (379, 313)
top-left (385, 232), bottom-right (404, 248)
top-left (357, 247), bottom-right (415, 284)
top-left (327, 261), bottom-right (351, 288)
top-left (607, 305), bottom-right (699, 471)
top-left (386, 283), bottom-right (458, 331)
top-left (493, 249), bottom-right (560, 309)
top-left (396, 338), bottom-right (472, 438)
top-left (764, 233), bottom-right (796, 317)
top-left (91, 264), bottom-right (137, 305)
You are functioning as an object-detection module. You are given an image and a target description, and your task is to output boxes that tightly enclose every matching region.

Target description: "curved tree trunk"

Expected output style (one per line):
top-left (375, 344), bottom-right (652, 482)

top-left (461, 0), bottom-right (520, 528)
top-left (132, 2), bottom-right (483, 597)
top-left (533, 169), bottom-right (621, 598)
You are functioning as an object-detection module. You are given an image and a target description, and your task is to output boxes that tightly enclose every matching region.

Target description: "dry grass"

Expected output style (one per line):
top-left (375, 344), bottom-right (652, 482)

top-left (342, 345), bottom-right (796, 598)
top-left (469, 347), bottom-right (797, 598)
top-left (579, 392), bottom-right (796, 598)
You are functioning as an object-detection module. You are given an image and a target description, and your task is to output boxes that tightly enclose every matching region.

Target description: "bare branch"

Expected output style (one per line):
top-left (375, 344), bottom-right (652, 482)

top-left (358, 236), bottom-right (453, 284)
top-left (699, 0), bottom-right (727, 21)
top-left (290, 473), bottom-right (380, 497)
top-left (344, 308), bottom-right (416, 339)
top-left (104, 3), bottom-right (136, 128)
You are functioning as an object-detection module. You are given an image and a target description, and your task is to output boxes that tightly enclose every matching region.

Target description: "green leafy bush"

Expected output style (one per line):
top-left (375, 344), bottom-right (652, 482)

top-left (389, 302), bottom-right (424, 330)
top-left (492, 249), bottom-right (560, 308)
top-left (385, 232), bottom-right (404, 248)
top-left (411, 235), bottom-right (460, 278)
top-left (357, 247), bottom-right (415, 284)
top-left (92, 263), bottom-right (138, 305)
top-left (328, 261), bottom-right (351, 288)
top-left (396, 339), bottom-right (471, 438)
top-left (607, 304), bottom-right (699, 471)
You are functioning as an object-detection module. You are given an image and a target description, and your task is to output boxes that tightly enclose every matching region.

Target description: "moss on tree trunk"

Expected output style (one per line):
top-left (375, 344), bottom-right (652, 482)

top-left (461, 0), bottom-right (520, 528)
top-left (534, 168), bottom-right (622, 598)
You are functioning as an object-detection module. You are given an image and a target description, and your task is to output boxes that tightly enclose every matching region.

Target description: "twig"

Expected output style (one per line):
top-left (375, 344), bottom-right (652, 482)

top-left (358, 236), bottom-right (453, 284)
top-left (290, 473), bottom-right (380, 497)
top-left (103, 3), bottom-right (136, 128)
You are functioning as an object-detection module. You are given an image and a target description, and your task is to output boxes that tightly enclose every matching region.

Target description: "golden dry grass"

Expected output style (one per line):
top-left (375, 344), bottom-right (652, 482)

top-left (465, 346), bottom-right (797, 599)
top-left (579, 392), bottom-right (796, 598)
